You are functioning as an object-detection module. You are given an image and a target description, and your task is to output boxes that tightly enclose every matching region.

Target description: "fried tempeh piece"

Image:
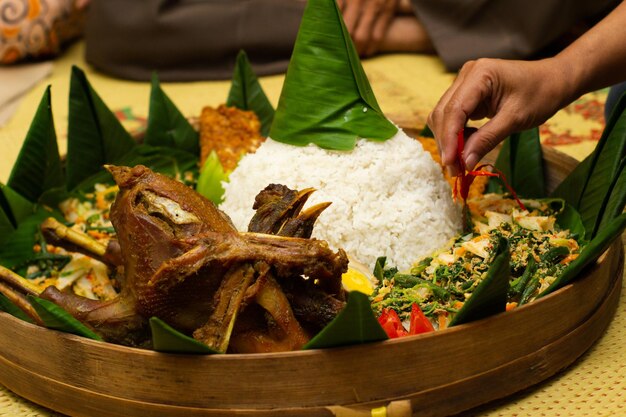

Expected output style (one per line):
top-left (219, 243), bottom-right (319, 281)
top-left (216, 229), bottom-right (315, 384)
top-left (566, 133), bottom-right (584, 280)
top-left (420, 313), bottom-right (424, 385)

top-left (199, 104), bottom-right (265, 171)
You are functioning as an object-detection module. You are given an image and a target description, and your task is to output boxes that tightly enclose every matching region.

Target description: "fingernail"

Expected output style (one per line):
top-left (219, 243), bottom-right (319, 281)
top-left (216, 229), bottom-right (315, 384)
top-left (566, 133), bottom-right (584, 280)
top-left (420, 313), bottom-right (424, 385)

top-left (465, 152), bottom-right (479, 170)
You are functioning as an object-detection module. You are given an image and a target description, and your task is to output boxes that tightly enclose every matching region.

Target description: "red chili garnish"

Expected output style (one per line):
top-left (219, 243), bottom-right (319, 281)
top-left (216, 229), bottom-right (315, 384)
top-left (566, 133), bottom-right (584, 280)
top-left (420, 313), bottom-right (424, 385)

top-left (378, 308), bottom-right (408, 338)
top-left (378, 304), bottom-right (435, 339)
top-left (454, 129), bottom-right (526, 211)
top-left (408, 303), bottom-right (435, 335)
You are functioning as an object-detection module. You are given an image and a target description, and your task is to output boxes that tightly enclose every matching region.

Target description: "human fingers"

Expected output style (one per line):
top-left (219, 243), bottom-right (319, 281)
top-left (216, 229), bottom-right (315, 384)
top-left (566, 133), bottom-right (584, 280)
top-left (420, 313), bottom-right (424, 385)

top-left (341, 0), bottom-right (364, 34)
top-left (365, 0), bottom-right (396, 56)
top-left (352, 0), bottom-right (383, 55)
top-left (428, 61), bottom-right (475, 167)
top-left (462, 113), bottom-right (519, 170)
top-left (434, 61), bottom-right (503, 170)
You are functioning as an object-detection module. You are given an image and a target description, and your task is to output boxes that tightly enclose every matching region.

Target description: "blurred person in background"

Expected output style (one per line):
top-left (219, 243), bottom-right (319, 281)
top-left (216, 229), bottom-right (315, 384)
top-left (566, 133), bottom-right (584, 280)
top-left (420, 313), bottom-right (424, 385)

top-left (339, 0), bottom-right (620, 70)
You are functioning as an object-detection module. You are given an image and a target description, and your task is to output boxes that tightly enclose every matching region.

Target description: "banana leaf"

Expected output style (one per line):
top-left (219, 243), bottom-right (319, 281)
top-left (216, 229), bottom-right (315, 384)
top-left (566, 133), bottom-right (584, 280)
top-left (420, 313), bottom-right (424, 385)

top-left (66, 66), bottom-right (136, 190)
top-left (0, 183), bottom-right (35, 227)
top-left (450, 237), bottom-right (510, 326)
top-left (227, 50), bottom-right (275, 137)
top-left (556, 203), bottom-right (586, 240)
top-left (196, 150), bottom-right (228, 205)
top-left (0, 205), bottom-right (63, 272)
top-left (303, 291), bottom-right (388, 350)
top-left (149, 317), bottom-right (217, 354)
top-left (552, 92), bottom-right (626, 238)
top-left (0, 294), bottom-right (34, 323)
top-left (28, 296), bottom-right (102, 341)
top-left (0, 206), bottom-right (14, 247)
top-left (269, 0), bottom-right (397, 150)
top-left (487, 128), bottom-right (545, 198)
top-left (578, 124), bottom-right (626, 238)
top-left (144, 73), bottom-right (199, 154)
top-left (7, 87), bottom-right (64, 203)
top-left (597, 157), bottom-right (626, 232)
top-left (539, 213), bottom-right (626, 297)
top-left (71, 145), bottom-right (199, 193)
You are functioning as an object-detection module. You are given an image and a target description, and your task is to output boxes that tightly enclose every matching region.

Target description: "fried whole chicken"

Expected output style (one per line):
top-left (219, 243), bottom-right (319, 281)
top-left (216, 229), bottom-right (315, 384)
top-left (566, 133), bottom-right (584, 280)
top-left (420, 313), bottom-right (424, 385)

top-left (0, 165), bottom-right (348, 353)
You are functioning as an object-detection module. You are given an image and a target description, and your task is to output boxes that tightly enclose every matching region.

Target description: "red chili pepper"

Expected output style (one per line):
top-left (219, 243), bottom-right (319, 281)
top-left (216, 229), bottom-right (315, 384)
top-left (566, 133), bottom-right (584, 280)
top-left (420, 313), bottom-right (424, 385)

top-left (408, 303), bottom-right (435, 335)
top-left (378, 308), bottom-right (408, 338)
top-left (378, 305), bottom-right (435, 338)
top-left (454, 129), bottom-right (526, 211)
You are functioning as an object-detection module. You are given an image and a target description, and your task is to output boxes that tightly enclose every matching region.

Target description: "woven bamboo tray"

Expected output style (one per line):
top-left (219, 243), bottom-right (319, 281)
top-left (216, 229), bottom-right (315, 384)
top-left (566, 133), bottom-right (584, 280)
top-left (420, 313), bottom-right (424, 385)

top-left (0, 147), bottom-right (623, 417)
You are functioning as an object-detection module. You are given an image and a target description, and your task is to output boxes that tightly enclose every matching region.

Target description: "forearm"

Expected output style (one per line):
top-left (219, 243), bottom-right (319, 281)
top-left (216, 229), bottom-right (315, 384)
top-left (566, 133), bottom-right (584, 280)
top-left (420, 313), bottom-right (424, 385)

top-left (555, 0), bottom-right (626, 102)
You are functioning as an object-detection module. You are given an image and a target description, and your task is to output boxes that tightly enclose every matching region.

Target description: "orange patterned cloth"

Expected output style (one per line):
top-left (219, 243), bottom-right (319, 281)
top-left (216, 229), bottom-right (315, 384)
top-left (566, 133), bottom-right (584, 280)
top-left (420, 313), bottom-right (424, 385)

top-left (0, 0), bottom-right (88, 64)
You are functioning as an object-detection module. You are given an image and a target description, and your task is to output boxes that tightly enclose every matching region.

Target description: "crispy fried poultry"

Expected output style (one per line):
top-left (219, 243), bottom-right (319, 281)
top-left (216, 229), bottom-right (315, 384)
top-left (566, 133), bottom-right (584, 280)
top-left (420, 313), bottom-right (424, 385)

top-left (0, 166), bottom-right (347, 353)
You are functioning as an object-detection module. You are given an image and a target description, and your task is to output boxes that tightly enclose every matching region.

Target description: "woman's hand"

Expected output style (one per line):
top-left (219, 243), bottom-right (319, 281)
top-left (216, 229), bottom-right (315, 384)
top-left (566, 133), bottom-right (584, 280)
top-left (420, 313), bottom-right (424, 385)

top-left (338, 0), bottom-right (399, 56)
top-left (428, 57), bottom-right (574, 173)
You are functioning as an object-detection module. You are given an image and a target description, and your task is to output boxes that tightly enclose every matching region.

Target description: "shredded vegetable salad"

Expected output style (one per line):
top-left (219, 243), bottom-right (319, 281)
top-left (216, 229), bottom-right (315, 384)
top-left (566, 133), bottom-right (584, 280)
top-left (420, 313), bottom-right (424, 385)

top-left (27, 184), bottom-right (120, 300)
top-left (370, 194), bottom-right (580, 334)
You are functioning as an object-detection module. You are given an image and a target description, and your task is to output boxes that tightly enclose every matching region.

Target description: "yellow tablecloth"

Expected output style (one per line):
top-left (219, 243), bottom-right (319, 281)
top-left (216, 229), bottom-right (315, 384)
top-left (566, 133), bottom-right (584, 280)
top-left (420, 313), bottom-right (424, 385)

top-left (0, 42), bottom-right (624, 417)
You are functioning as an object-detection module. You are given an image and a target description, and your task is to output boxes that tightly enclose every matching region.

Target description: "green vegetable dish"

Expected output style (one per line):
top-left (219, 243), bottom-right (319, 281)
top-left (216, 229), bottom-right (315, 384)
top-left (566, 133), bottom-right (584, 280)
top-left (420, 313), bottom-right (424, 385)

top-left (371, 195), bottom-right (581, 331)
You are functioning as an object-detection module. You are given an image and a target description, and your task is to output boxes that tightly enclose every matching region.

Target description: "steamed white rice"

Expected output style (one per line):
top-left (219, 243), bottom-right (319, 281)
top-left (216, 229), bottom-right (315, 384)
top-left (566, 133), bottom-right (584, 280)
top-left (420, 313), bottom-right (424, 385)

top-left (220, 128), bottom-right (462, 271)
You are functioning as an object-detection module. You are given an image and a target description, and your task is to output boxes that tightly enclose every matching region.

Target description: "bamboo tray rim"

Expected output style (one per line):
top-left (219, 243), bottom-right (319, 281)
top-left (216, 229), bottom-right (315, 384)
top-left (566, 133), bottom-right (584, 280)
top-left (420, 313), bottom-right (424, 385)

top-left (0, 141), bottom-right (624, 417)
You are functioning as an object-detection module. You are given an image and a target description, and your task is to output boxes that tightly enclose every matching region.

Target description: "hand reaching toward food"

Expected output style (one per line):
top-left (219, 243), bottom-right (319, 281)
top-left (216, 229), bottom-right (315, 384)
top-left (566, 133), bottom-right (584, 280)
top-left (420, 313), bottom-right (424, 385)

top-left (428, 0), bottom-right (626, 173)
top-left (428, 58), bottom-right (572, 173)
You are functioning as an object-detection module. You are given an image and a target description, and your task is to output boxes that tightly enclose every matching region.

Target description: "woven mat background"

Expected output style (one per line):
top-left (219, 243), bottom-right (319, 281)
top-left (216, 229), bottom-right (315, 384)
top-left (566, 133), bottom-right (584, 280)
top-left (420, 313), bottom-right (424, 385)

top-left (0, 42), bottom-right (623, 417)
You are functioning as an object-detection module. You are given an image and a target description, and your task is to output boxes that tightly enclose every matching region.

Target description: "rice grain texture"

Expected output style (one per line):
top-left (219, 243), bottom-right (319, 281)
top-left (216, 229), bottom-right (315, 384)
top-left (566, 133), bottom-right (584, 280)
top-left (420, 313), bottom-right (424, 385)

top-left (220, 129), bottom-right (462, 270)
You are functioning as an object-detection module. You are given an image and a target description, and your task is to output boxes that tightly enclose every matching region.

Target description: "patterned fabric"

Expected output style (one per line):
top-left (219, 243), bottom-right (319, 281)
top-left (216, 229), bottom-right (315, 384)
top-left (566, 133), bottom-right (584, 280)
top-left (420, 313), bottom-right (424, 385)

top-left (0, 0), bottom-right (88, 64)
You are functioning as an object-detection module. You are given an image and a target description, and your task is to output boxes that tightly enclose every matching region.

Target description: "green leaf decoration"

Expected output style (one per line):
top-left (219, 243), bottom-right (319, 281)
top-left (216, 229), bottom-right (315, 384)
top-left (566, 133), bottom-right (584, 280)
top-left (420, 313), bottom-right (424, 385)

top-left (552, 92), bottom-right (626, 238)
top-left (66, 65), bottom-right (136, 191)
top-left (144, 73), bottom-right (199, 154)
top-left (0, 184), bottom-right (36, 226)
top-left (8, 87), bottom-right (64, 203)
top-left (539, 213), bottom-right (626, 297)
top-left (578, 127), bottom-right (626, 237)
top-left (0, 205), bottom-right (63, 272)
top-left (269, 0), bottom-right (397, 150)
top-left (556, 203), bottom-right (586, 240)
top-left (0, 294), bottom-right (34, 323)
top-left (0, 206), bottom-right (15, 247)
top-left (304, 291), bottom-right (388, 350)
top-left (597, 157), bottom-right (626, 232)
top-left (450, 237), bottom-right (510, 326)
top-left (28, 296), bottom-right (102, 340)
top-left (196, 150), bottom-right (228, 205)
top-left (227, 50), bottom-right (275, 137)
top-left (149, 317), bottom-right (217, 354)
top-left (487, 129), bottom-right (545, 198)
top-left (71, 145), bottom-right (199, 193)
top-left (551, 154), bottom-right (592, 210)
